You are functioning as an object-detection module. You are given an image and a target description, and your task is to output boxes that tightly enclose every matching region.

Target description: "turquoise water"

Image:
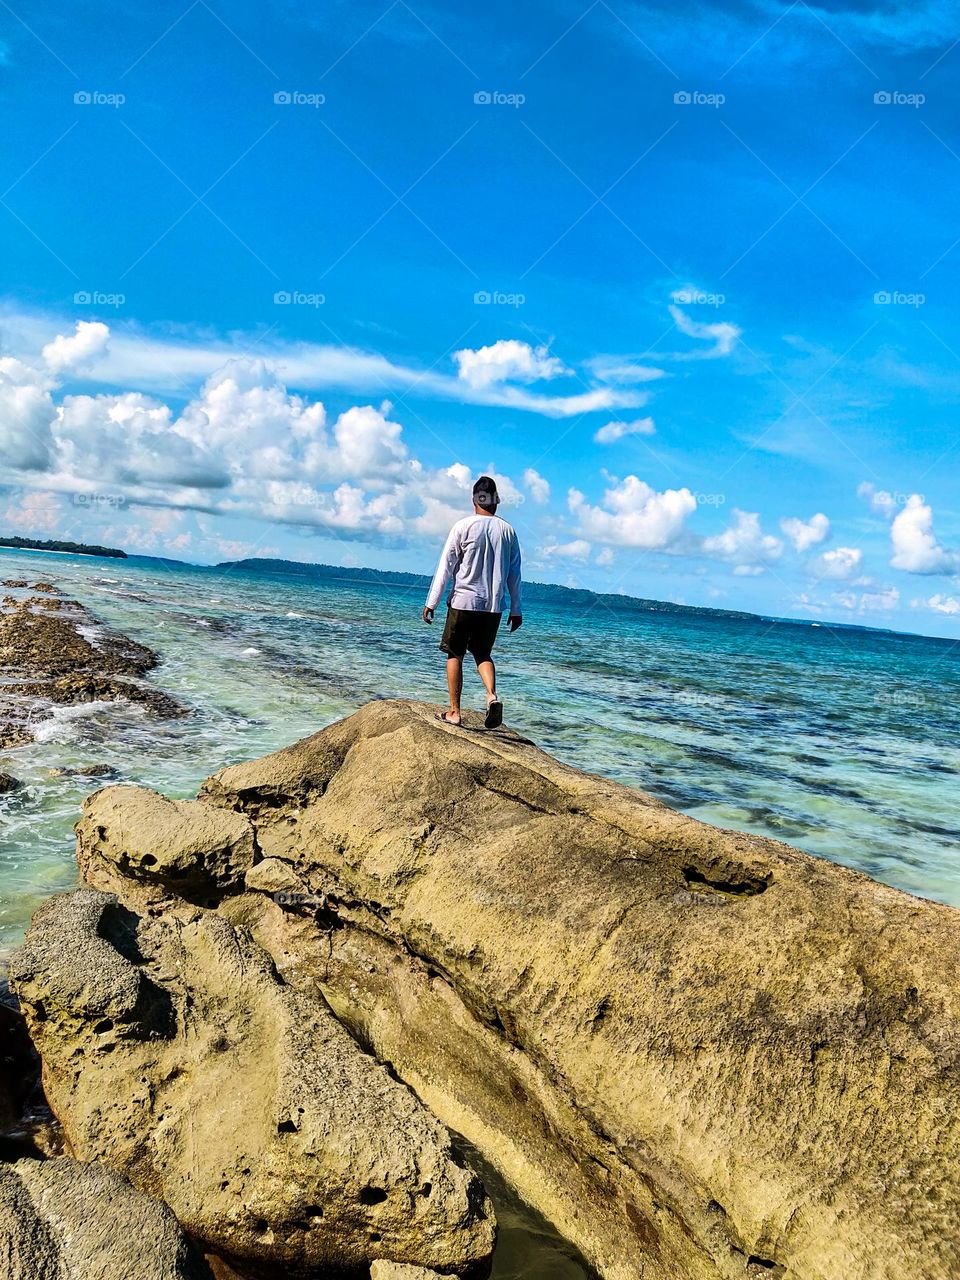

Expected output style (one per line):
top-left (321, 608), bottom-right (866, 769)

top-left (1, 545), bottom-right (959, 955)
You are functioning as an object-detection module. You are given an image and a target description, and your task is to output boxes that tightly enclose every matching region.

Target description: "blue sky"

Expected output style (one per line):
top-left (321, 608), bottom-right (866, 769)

top-left (2, 0), bottom-right (960, 634)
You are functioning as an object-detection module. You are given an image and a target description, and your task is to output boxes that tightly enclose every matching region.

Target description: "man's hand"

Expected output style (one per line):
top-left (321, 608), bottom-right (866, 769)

top-left (422, 606), bottom-right (435, 624)
top-left (508, 614), bottom-right (523, 632)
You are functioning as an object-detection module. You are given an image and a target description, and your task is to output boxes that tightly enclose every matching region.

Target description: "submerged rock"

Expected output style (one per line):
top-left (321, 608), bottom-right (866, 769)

top-left (10, 889), bottom-right (496, 1277)
top-left (0, 772), bottom-right (21, 794)
top-left (47, 764), bottom-right (120, 779)
top-left (0, 592), bottom-right (185, 747)
top-left (0, 1156), bottom-right (213, 1279)
top-left (12, 673), bottom-right (186, 718)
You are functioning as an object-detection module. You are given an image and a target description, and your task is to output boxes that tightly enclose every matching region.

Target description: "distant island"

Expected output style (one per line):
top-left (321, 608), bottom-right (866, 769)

top-left (216, 557), bottom-right (761, 622)
top-left (0, 537), bottom-right (127, 559)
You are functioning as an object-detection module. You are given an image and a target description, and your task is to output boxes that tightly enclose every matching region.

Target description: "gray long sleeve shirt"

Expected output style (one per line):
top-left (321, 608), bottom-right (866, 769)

top-left (425, 514), bottom-right (522, 615)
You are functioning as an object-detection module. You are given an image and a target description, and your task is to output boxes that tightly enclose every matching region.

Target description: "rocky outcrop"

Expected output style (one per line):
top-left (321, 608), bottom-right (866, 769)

top-left (16, 697), bottom-right (960, 1280)
top-left (76, 786), bottom-right (256, 905)
top-left (10, 888), bottom-right (496, 1277)
top-left (0, 587), bottom-right (186, 747)
top-left (0, 1155), bottom-right (214, 1279)
top-left (194, 700), bottom-right (960, 1280)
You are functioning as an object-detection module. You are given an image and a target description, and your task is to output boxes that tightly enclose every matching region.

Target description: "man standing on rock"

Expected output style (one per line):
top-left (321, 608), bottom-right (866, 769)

top-left (422, 475), bottom-right (522, 729)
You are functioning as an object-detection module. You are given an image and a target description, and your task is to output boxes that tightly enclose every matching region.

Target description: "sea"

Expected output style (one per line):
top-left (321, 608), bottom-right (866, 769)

top-left (1, 545), bottom-right (958, 1278)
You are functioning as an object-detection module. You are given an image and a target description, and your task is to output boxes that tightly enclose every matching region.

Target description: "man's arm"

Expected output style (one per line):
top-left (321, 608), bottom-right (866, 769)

top-left (507, 533), bottom-right (522, 630)
top-left (423, 524), bottom-right (462, 619)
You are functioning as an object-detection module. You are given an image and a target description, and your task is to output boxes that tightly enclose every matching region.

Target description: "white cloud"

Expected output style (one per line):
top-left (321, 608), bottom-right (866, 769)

top-left (595, 546), bottom-right (614, 567)
top-left (523, 467), bottom-right (550, 504)
top-left (0, 356), bottom-right (56, 470)
top-left (593, 417), bottom-right (656, 445)
top-left (542, 538), bottom-right (591, 561)
top-left (492, 384), bottom-right (641, 417)
top-left (666, 305), bottom-right (741, 360)
top-left (781, 511), bottom-right (830, 552)
top-left (703, 509), bottom-right (783, 573)
top-left (42, 321), bottom-right (109, 373)
top-left (834, 585), bottom-right (900, 614)
top-left (585, 357), bottom-right (665, 385)
top-left (569, 475), bottom-right (697, 549)
top-left (0, 327), bottom-right (540, 545)
top-left (811, 546), bottom-right (863, 579)
top-left (857, 481), bottom-right (898, 518)
top-left (453, 340), bottom-right (567, 390)
top-left (0, 311), bottom-right (647, 420)
top-left (890, 496), bottom-right (958, 574)
top-left (4, 490), bottom-right (61, 532)
top-left (913, 593), bottom-right (960, 616)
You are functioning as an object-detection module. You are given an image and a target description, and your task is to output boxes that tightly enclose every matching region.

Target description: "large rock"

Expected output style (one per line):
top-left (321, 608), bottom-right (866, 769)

top-left (183, 699), bottom-right (960, 1280)
top-left (9, 888), bottom-right (495, 1277)
top-left (76, 786), bottom-right (256, 905)
top-left (0, 1155), bottom-right (213, 1279)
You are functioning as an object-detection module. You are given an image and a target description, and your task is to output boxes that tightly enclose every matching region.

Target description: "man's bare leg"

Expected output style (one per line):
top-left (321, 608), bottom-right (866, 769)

top-left (477, 659), bottom-right (497, 705)
top-left (444, 656), bottom-right (464, 724)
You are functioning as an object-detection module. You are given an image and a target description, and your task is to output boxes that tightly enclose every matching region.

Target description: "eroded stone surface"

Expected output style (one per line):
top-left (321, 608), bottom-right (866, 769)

top-left (0, 1155), bottom-right (213, 1279)
top-left (76, 786), bottom-right (256, 903)
top-left (10, 888), bottom-right (495, 1277)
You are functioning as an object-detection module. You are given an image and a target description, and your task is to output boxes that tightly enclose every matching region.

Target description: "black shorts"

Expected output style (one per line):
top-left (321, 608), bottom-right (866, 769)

top-left (439, 607), bottom-right (502, 664)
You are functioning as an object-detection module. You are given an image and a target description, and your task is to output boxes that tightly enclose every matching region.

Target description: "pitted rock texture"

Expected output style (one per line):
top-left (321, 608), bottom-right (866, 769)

top-left (10, 889), bottom-right (495, 1278)
top-left (77, 786), bottom-right (256, 904)
top-left (0, 1155), bottom-right (213, 1279)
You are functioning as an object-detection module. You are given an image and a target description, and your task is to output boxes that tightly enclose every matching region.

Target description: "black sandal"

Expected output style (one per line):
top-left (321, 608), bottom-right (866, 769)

top-left (484, 698), bottom-right (503, 729)
top-left (435, 710), bottom-right (463, 726)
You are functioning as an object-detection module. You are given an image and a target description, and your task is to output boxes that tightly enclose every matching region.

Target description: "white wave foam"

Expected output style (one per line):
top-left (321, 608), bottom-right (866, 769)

top-left (32, 700), bottom-right (119, 744)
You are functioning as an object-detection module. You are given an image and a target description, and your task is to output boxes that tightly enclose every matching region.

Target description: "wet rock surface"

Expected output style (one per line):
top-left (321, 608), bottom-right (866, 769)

top-left (0, 584), bottom-right (187, 747)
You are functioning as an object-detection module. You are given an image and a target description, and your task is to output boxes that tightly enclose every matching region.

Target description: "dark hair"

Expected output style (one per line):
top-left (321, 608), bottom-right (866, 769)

top-left (472, 475), bottom-right (499, 508)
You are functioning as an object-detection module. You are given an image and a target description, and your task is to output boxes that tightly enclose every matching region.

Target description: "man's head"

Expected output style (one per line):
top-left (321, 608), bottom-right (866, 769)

top-left (472, 475), bottom-right (500, 513)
